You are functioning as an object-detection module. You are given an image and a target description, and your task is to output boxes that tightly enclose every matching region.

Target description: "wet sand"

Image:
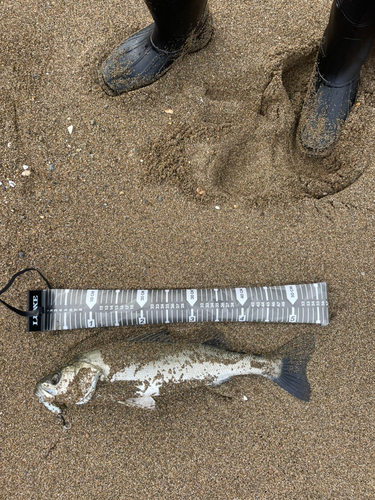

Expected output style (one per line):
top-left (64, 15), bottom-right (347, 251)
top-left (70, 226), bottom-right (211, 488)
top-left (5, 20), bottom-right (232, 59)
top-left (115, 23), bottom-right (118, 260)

top-left (1, 0), bottom-right (375, 498)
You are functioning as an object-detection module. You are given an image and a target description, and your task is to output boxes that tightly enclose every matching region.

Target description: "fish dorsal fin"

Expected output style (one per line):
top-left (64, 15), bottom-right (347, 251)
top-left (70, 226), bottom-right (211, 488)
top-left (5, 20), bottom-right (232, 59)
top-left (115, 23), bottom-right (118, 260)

top-left (202, 334), bottom-right (230, 350)
top-left (126, 329), bottom-right (172, 343)
top-left (127, 327), bottom-right (230, 350)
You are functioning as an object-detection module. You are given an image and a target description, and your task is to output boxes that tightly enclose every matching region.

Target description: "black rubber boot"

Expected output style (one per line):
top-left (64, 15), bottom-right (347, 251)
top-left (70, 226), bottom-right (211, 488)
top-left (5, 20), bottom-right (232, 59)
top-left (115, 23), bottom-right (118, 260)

top-left (100, 0), bottom-right (212, 95)
top-left (298, 0), bottom-right (375, 156)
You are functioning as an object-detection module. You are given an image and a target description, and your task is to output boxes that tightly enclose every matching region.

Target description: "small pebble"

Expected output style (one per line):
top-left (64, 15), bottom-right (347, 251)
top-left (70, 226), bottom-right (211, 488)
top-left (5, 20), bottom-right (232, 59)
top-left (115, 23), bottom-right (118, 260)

top-left (196, 188), bottom-right (205, 195)
top-left (9, 181), bottom-right (16, 187)
top-left (18, 252), bottom-right (25, 258)
top-left (49, 164), bottom-right (54, 171)
top-left (157, 196), bottom-right (163, 202)
top-left (21, 170), bottom-right (31, 177)
top-left (215, 206), bottom-right (220, 210)
top-left (22, 165), bottom-right (29, 170)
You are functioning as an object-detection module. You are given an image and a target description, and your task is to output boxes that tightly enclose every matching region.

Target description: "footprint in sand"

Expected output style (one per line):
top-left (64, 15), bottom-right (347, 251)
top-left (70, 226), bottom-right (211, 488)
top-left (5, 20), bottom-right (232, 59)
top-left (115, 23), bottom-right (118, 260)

top-left (144, 49), bottom-right (374, 205)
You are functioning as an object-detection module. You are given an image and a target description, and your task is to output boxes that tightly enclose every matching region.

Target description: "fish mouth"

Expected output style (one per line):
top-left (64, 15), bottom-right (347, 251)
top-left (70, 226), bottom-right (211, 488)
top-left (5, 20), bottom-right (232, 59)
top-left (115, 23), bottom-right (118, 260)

top-left (34, 384), bottom-right (62, 414)
top-left (34, 383), bottom-right (55, 400)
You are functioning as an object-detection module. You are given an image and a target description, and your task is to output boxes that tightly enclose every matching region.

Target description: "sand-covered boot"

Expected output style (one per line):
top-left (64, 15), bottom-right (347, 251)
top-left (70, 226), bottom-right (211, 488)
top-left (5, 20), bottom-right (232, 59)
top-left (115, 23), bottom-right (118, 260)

top-left (298, 0), bottom-right (375, 156)
top-left (100, 0), bottom-right (212, 95)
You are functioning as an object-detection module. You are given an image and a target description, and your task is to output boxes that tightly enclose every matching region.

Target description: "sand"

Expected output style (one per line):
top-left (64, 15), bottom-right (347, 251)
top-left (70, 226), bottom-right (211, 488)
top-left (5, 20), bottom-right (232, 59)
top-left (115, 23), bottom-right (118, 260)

top-left (1, 0), bottom-right (375, 498)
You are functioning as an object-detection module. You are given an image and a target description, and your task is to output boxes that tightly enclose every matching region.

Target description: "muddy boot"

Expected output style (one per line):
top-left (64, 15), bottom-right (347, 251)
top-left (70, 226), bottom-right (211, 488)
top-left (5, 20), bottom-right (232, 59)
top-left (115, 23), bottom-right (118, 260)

top-left (100, 0), bottom-right (212, 95)
top-left (298, 0), bottom-right (375, 156)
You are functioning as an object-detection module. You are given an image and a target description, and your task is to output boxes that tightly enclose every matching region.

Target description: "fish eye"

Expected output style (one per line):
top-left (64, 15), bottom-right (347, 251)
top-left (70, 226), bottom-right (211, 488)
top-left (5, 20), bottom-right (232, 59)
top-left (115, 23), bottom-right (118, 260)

top-left (51, 373), bottom-right (61, 385)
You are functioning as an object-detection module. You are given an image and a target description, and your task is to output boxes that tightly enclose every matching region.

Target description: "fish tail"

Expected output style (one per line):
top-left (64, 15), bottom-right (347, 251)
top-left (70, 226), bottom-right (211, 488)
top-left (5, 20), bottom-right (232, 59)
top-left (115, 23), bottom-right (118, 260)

top-left (271, 334), bottom-right (315, 402)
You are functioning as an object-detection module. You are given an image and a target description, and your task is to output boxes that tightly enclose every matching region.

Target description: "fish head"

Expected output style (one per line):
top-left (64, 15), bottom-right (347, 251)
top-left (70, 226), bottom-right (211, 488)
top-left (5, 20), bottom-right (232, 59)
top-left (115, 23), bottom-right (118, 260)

top-left (34, 360), bottom-right (103, 414)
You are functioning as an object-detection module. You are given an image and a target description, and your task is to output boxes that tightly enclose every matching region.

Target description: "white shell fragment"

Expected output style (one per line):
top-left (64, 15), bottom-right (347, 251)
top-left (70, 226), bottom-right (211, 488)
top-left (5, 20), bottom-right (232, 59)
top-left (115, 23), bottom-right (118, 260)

top-left (9, 181), bottom-right (16, 187)
top-left (21, 170), bottom-right (31, 177)
top-left (67, 125), bottom-right (73, 134)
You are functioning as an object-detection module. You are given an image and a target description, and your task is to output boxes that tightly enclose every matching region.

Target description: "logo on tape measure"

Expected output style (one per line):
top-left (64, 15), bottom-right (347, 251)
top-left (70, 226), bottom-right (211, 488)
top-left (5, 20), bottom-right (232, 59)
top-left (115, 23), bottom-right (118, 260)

top-left (32, 294), bottom-right (39, 325)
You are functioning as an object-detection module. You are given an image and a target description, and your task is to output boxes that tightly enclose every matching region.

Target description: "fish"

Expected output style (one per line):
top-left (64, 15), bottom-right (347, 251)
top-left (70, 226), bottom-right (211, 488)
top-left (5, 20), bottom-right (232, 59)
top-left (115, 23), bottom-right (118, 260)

top-left (34, 333), bottom-right (314, 414)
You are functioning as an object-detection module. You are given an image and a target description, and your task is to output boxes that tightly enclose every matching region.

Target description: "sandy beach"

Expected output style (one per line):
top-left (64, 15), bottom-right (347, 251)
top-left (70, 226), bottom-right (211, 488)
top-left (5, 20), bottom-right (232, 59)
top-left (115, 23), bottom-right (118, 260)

top-left (1, 0), bottom-right (375, 498)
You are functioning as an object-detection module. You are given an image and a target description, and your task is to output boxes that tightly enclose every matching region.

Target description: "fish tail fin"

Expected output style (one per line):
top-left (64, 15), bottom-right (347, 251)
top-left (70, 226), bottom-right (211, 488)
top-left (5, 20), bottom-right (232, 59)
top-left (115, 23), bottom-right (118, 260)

top-left (271, 334), bottom-right (315, 402)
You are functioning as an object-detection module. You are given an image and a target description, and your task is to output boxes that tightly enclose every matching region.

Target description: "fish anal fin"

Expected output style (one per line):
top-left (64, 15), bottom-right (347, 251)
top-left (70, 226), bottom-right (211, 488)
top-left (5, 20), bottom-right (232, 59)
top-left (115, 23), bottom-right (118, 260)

top-left (125, 395), bottom-right (156, 410)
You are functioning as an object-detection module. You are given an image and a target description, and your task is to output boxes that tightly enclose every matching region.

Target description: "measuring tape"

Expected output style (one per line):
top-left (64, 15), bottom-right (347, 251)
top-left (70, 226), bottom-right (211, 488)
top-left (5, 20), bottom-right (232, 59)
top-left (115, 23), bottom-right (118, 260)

top-left (27, 282), bottom-right (329, 332)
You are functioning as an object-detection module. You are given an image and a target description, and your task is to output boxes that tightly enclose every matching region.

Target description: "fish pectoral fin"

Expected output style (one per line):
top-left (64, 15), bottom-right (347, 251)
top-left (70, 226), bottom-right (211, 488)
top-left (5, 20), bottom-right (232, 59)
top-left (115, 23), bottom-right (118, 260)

top-left (125, 395), bottom-right (156, 410)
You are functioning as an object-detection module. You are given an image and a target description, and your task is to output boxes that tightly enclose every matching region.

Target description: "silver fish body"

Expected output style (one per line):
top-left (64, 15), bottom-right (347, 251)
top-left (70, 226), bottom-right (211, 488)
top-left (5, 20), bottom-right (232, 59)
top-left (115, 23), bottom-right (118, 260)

top-left (35, 336), bottom-right (314, 414)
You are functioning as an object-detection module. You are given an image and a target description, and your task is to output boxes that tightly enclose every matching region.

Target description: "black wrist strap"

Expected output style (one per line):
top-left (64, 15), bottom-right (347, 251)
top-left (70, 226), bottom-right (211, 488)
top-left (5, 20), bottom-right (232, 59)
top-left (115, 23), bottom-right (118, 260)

top-left (0, 268), bottom-right (52, 317)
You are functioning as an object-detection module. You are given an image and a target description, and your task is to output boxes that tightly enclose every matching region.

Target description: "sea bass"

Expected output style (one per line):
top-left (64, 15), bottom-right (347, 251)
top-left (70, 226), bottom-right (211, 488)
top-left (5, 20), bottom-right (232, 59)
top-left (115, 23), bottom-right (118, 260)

top-left (34, 334), bottom-right (314, 414)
